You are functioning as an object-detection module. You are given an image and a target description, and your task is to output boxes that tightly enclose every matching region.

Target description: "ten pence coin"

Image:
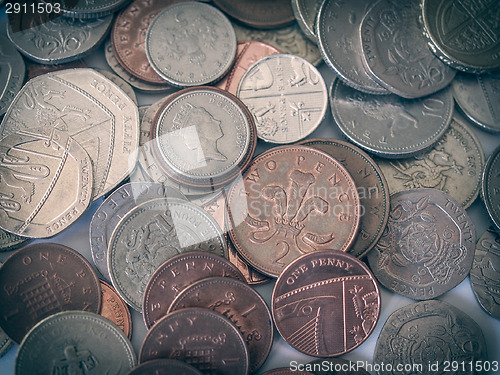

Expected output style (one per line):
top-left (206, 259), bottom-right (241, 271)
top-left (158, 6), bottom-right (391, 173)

top-left (291, 0), bottom-right (323, 43)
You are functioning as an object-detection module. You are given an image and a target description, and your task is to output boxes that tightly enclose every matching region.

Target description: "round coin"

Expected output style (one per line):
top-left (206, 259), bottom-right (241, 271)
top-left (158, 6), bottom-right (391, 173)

top-left (367, 188), bottom-right (476, 300)
top-left (16, 311), bottom-right (136, 375)
top-left (0, 243), bottom-right (101, 343)
top-left (25, 59), bottom-right (87, 80)
top-left (262, 369), bottom-right (312, 375)
top-left (126, 359), bottom-right (202, 375)
top-left (146, 2), bottom-right (237, 87)
top-left (483, 145), bottom-right (500, 229)
top-left (99, 280), bottom-right (132, 339)
top-left (308, 358), bottom-right (370, 374)
top-left (0, 229), bottom-right (27, 252)
top-left (0, 34), bottom-right (25, 117)
top-left (272, 250), bottom-right (380, 357)
top-left (43, 0), bottom-right (131, 18)
top-left (291, 0), bottom-right (323, 43)
top-left (0, 261), bottom-right (13, 358)
top-left (237, 54), bottom-right (328, 144)
top-left (139, 307), bottom-right (249, 375)
top-left (227, 146), bottom-right (361, 277)
top-left (374, 300), bottom-right (487, 375)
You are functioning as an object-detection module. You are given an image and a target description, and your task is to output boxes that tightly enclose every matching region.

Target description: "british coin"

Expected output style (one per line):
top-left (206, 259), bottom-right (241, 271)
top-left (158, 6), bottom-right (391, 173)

top-left (421, 0), bottom-right (500, 73)
top-left (0, 261), bottom-right (12, 358)
top-left (151, 87), bottom-right (257, 188)
top-left (0, 243), bottom-right (101, 343)
top-left (90, 182), bottom-right (186, 281)
top-left (42, 0), bottom-right (131, 19)
top-left (25, 59), bottom-right (87, 80)
top-left (452, 71), bottom-right (500, 133)
top-left (262, 369), bottom-right (312, 375)
top-left (0, 128), bottom-right (92, 238)
top-left (169, 277), bottom-right (273, 373)
top-left (237, 54), bottom-right (328, 144)
top-left (375, 117), bottom-right (485, 209)
top-left (126, 359), bottom-right (203, 375)
top-left (308, 358), bottom-right (370, 375)
top-left (374, 300), bottom-right (487, 375)
top-left (272, 250), bottom-right (381, 357)
top-left (359, 0), bottom-right (456, 98)
top-left (99, 280), bottom-right (132, 339)
top-left (95, 68), bottom-right (138, 105)
top-left (227, 146), bottom-right (361, 277)
top-left (213, 0), bottom-right (295, 29)
top-left (299, 139), bottom-right (390, 258)
top-left (146, 2), bottom-right (237, 87)
top-left (483, 145), bottom-right (500, 229)
top-left (7, 8), bottom-right (112, 64)
top-left (330, 78), bottom-right (454, 158)
top-left (139, 308), bottom-right (249, 375)
top-left (0, 229), bottom-right (27, 252)
top-left (367, 188), bottom-right (476, 300)
top-left (291, 0), bottom-right (323, 43)
top-left (0, 68), bottom-right (140, 200)
top-left (16, 311), bottom-right (136, 375)
top-left (470, 227), bottom-right (500, 320)
top-left (142, 251), bottom-right (245, 328)
top-left (108, 198), bottom-right (227, 311)
top-left (316, 0), bottom-right (389, 95)
top-left (0, 34), bottom-right (25, 117)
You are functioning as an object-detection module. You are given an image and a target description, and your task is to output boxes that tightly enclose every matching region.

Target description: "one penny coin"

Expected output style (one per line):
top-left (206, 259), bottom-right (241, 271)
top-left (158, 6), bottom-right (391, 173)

top-left (99, 280), bottom-right (132, 339)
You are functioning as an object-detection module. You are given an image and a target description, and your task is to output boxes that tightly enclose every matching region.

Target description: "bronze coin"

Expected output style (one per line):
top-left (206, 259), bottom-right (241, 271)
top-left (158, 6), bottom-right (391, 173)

top-left (0, 243), bottom-right (101, 343)
top-left (99, 280), bottom-right (132, 339)
top-left (272, 250), bottom-right (381, 357)
top-left (227, 145), bottom-right (361, 277)
top-left (25, 59), bottom-right (87, 80)
top-left (168, 277), bottom-right (273, 373)
top-left (142, 251), bottom-right (245, 328)
top-left (139, 307), bottom-right (250, 375)
top-left (126, 359), bottom-right (202, 375)
top-left (213, 0), bottom-right (295, 29)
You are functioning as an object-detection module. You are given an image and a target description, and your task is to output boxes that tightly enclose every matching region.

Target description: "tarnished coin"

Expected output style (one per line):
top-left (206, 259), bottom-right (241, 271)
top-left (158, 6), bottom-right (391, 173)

top-left (99, 280), bottom-right (132, 339)
top-left (227, 146), bottom-right (361, 277)
top-left (237, 54), bottom-right (328, 144)
top-left (108, 198), bottom-right (227, 311)
top-left (421, 0), bottom-right (500, 72)
top-left (452, 71), bottom-right (500, 133)
top-left (25, 59), bottom-right (87, 80)
top-left (139, 308), bottom-right (249, 375)
top-left (143, 251), bottom-right (245, 328)
top-left (1, 68), bottom-right (139, 200)
top-left (16, 311), bottom-right (136, 375)
top-left (0, 229), bottom-right (27, 252)
top-left (0, 34), bottom-right (25, 116)
top-left (42, 0), bottom-right (131, 18)
top-left (0, 243), bottom-right (101, 343)
top-left (95, 68), bottom-right (138, 105)
top-left (272, 250), bottom-right (380, 357)
top-left (126, 359), bottom-right (203, 375)
top-left (470, 228), bottom-right (500, 320)
top-left (375, 117), bottom-right (485, 209)
top-left (330, 78), bottom-right (454, 158)
top-left (308, 358), bottom-right (370, 374)
top-left (0, 261), bottom-right (13, 358)
top-left (367, 188), bottom-right (476, 300)
top-left (0, 128), bottom-right (92, 238)
top-left (299, 139), bottom-right (390, 258)
top-left (169, 277), bottom-right (273, 373)
top-left (291, 0), bottom-right (323, 43)
top-left (374, 300), bottom-right (487, 375)
top-left (213, 0), bottom-right (295, 29)
top-left (146, 2), bottom-right (237, 87)
top-left (483, 145), bottom-right (500, 229)
top-left (359, 0), bottom-right (456, 98)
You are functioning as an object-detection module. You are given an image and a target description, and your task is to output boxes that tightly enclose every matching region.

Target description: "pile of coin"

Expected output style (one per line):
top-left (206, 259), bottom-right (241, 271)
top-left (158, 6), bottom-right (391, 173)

top-left (0, 0), bottom-right (499, 374)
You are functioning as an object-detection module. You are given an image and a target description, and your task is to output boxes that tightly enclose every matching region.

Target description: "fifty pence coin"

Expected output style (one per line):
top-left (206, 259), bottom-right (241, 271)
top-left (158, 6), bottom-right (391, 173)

top-left (126, 359), bottom-right (202, 375)
top-left (146, 2), bottom-right (237, 87)
top-left (483, 145), bottom-right (500, 229)
top-left (272, 250), bottom-right (381, 357)
top-left (291, 0), bottom-right (323, 43)
top-left (95, 68), bottom-right (138, 105)
top-left (99, 280), bottom-right (132, 339)
top-left (0, 243), bottom-right (101, 344)
top-left (16, 311), bottom-right (136, 375)
top-left (367, 188), bottom-right (476, 300)
top-left (237, 54), bottom-right (328, 144)
top-left (0, 34), bottom-right (25, 117)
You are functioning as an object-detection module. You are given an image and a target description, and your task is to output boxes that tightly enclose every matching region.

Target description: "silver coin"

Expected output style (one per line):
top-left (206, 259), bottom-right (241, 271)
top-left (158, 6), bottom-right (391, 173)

top-left (359, 0), bottom-right (456, 98)
top-left (7, 13), bottom-right (112, 65)
top-left (42, 0), bottom-right (131, 19)
top-left (0, 261), bottom-right (12, 359)
top-left (0, 34), bottom-right (25, 117)
top-left (95, 68), bottom-right (138, 105)
top-left (291, 0), bottom-right (323, 43)
top-left (0, 229), bottom-right (27, 252)
top-left (330, 78), bottom-right (454, 158)
top-left (16, 311), bottom-right (136, 375)
top-left (452, 71), bottom-right (500, 133)
top-left (237, 54), bottom-right (327, 144)
top-left (0, 68), bottom-right (140, 200)
top-left (146, 2), bottom-right (237, 87)
top-left (421, 0), bottom-right (500, 72)
top-left (0, 128), bottom-right (92, 238)
top-left (483, 145), bottom-right (500, 230)
top-left (90, 182), bottom-right (187, 281)
top-left (316, 0), bottom-right (389, 95)
top-left (108, 198), bottom-right (227, 311)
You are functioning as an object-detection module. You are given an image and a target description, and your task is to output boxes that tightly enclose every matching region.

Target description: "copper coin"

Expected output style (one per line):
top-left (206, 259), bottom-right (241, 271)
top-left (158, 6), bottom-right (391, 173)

top-left (227, 146), bottom-right (361, 277)
top-left (142, 251), bottom-right (245, 328)
top-left (25, 59), bottom-right (87, 80)
top-left (0, 243), bottom-right (101, 343)
top-left (139, 307), bottom-right (250, 375)
top-left (168, 277), bottom-right (273, 373)
top-left (126, 359), bottom-right (202, 375)
top-left (272, 250), bottom-right (380, 357)
top-left (213, 0), bottom-right (295, 29)
top-left (99, 280), bottom-right (132, 339)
